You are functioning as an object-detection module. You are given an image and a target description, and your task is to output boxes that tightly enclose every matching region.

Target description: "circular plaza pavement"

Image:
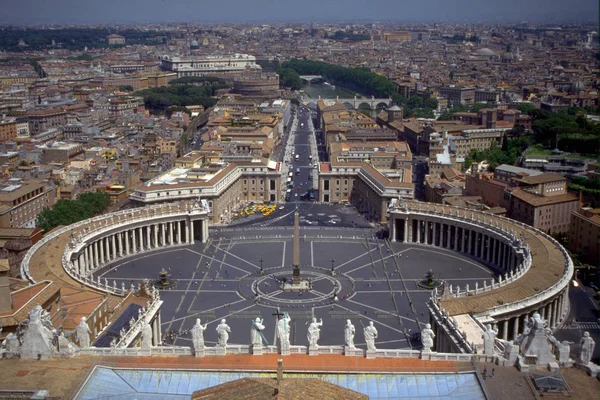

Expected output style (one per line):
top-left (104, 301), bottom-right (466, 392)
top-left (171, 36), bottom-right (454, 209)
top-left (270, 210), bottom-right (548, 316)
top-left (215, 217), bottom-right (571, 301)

top-left (93, 226), bottom-right (497, 350)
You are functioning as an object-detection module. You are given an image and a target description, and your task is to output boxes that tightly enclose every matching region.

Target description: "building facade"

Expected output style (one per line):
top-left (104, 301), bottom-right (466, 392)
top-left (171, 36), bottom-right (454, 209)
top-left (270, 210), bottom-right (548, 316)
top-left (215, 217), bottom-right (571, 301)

top-left (160, 54), bottom-right (260, 78)
top-left (568, 208), bottom-right (600, 266)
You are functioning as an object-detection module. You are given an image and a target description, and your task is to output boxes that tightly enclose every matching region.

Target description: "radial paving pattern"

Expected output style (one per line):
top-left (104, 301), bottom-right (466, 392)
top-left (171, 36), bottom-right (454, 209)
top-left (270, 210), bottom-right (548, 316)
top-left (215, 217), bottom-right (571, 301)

top-left (95, 227), bottom-right (497, 350)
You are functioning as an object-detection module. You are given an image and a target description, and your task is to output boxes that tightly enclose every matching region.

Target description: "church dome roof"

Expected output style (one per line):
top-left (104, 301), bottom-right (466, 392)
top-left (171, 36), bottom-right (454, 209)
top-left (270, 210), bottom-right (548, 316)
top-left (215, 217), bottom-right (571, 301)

top-left (474, 48), bottom-right (497, 57)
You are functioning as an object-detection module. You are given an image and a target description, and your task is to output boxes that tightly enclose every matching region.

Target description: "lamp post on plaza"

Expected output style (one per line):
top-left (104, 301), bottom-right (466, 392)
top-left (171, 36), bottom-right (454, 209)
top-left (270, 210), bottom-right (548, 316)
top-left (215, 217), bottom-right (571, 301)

top-left (330, 258), bottom-right (335, 276)
top-left (259, 258), bottom-right (264, 276)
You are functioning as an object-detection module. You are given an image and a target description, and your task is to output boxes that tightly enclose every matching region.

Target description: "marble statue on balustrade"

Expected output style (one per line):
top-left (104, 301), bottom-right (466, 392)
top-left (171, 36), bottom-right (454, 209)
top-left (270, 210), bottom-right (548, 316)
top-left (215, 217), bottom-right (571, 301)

top-left (75, 317), bottom-right (92, 348)
top-left (421, 323), bottom-right (435, 352)
top-left (3, 333), bottom-right (20, 354)
top-left (216, 319), bottom-right (231, 347)
top-left (549, 335), bottom-right (572, 365)
top-left (579, 331), bottom-right (596, 365)
top-left (518, 312), bottom-right (557, 368)
top-left (57, 332), bottom-right (77, 357)
top-left (192, 318), bottom-right (208, 350)
top-left (141, 323), bottom-right (153, 350)
top-left (345, 319), bottom-right (356, 349)
top-left (277, 313), bottom-right (292, 350)
top-left (251, 317), bottom-right (266, 346)
top-left (363, 321), bottom-right (378, 351)
top-left (307, 317), bottom-right (323, 348)
top-left (482, 324), bottom-right (498, 355)
top-left (20, 305), bottom-right (55, 359)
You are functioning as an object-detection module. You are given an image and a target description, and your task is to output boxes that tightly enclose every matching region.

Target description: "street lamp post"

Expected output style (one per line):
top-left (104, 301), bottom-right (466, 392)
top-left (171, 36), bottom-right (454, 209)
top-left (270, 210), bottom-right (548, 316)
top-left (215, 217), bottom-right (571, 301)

top-left (259, 258), bottom-right (264, 276)
top-left (330, 258), bottom-right (335, 276)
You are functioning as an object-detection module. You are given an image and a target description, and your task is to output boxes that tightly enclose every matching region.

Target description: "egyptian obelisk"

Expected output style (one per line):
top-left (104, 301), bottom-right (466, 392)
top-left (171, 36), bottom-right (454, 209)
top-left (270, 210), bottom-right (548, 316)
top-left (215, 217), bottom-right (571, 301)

top-left (292, 207), bottom-right (300, 284)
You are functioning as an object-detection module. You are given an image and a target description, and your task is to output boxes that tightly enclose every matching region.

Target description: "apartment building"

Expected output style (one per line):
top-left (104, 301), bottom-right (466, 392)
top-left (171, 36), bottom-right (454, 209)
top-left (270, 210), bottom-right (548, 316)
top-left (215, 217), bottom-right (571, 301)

top-left (318, 141), bottom-right (414, 222)
top-left (0, 120), bottom-right (17, 141)
top-left (26, 108), bottom-right (67, 135)
top-left (160, 54), bottom-right (260, 78)
top-left (568, 208), bottom-right (600, 266)
top-left (130, 157), bottom-right (280, 223)
top-left (0, 178), bottom-right (56, 228)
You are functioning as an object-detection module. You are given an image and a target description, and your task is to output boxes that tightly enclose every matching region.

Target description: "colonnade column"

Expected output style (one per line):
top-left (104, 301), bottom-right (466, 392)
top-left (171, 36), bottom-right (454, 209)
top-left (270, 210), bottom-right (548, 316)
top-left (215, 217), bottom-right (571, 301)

top-left (454, 226), bottom-right (459, 250)
top-left (513, 315), bottom-right (520, 340)
top-left (132, 229), bottom-right (137, 253)
top-left (502, 320), bottom-right (508, 340)
top-left (177, 221), bottom-right (182, 244)
top-left (153, 225), bottom-right (158, 247)
top-left (202, 220), bottom-right (209, 243)
top-left (190, 221), bottom-right (195, 245)
top-left (99, 239), bottom-right (105, 265)
top-left (432, 222), bottom-right (437, 246)
top-left (416, 219), bottom-right (421, 244)
top-left (403, 219), bottom-right (408, 242)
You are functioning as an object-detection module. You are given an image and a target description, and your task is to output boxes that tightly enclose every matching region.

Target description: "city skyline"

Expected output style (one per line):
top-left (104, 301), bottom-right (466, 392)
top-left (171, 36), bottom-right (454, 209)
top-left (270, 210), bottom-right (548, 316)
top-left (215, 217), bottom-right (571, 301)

top-left (0, 0), bottom-right (598, 25)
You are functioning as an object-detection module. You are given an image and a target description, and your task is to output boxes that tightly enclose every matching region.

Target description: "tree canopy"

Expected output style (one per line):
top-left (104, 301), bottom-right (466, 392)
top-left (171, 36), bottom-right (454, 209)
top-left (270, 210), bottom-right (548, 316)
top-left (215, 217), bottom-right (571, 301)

top-left (37, 192), bottom-right (110, 232)
top-left (135, 83), bottom-right (229, 113)
top-left (463, 137), bottom-right (532, 172)
top-left (282, 59), bottom-right (397, 98)
top-left (277, 67), bottom-right (302, 90)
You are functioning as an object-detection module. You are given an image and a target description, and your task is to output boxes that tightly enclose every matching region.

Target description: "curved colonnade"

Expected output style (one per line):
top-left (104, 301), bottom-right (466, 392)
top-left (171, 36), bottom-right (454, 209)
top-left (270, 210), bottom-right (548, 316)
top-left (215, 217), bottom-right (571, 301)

top-left (388, 200), bottom-right (573, 345)
top-left (21, 201), bottom-right (210, 296)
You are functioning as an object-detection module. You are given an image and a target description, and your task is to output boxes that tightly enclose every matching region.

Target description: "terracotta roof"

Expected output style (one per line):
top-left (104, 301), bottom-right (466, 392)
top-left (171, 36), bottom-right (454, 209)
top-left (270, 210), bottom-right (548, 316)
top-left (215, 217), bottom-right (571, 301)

top-left (191, 377), bottom-right (367, 400)
top-left (510, 189), bottom-right (578, 207)
top-left (514, 173), bottom-right (565, 185)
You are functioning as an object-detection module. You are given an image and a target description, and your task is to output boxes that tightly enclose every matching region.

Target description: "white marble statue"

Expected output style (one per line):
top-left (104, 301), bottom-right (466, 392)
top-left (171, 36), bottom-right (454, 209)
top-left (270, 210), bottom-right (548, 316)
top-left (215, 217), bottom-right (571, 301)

top-left (75, 317), bottom-right (92, 348)
top-left (20, 306), bottom-right (54, 359)
top-left (549, 335), bottom-right (571, 365)
top-left (579, 331), bottom-right (596, 365)
top-left (421, 323), bottom-right (435, 352)
top-left (307, 317), bottom-right (323, 348)
top-left (57, 332), bottom-right (77, 357)
top-left (216, 319), bottom-right (231, 347)
top-left (363, 321), bottom-right (378, 351)
top-left (345, 319), bottom-right (356, 349)
top-left (192, 318), bottom-right (208, 349)
top-left (482, 324), bottom-right (498, 355)
top-left (251, 317), bottom-right (266, 346)
top-left (276, 313), bottom-right (292, 349)
top-left (141, 323), bottom-right (152, 350)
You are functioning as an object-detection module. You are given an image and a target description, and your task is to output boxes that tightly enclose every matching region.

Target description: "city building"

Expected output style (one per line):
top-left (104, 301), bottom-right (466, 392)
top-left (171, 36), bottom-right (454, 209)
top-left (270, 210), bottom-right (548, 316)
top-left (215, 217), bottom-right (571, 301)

top-left (106, 34), bottom-right (126, 45)
top-left (130, 157), bottom-right (281, 223)
top-left (568, 207), bottom-right (600, 266)
top-left (318, 141), bottom-right (414, 222)
top-left (0, 178), bottom-right (56, 228)
top-left (159, 54), bottom-right (260, 78)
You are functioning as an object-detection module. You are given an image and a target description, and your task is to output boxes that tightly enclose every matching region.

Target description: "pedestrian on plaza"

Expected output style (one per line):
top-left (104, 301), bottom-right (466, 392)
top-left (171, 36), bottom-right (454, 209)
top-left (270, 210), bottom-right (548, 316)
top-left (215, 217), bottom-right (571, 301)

top-left (482, 366), bottom-right (487, 380)
top-left (491, 368), bottom-right (495, 377)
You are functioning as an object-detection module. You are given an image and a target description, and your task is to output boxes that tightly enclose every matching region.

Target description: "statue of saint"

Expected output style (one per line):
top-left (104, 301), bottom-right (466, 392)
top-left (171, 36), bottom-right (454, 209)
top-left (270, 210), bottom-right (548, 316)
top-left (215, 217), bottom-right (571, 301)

top-left (421, 323), bottom-right (435, 352)
top-left (276, 313), bottom-right (292, 349)
top-left (216, 319), bottom-right (231, 347)
top-left (192, 319), bottom-right (207, 349)
top-left (363, 321), bottom-right (378, 351)
top-left (75, 317), bottom-right (92, 348)
top-left (141, 323), bottom-right (152, 349)
top-left (345, 319), bottom-right (356, 349)
top-left (482, 324), bottom-right (498, 355)
top-left (251, 317), bottom-right (266, 346)
top-left (579, 331), bottom-right (596, 365)
top-left (307, 317), bottom-right (323, 348)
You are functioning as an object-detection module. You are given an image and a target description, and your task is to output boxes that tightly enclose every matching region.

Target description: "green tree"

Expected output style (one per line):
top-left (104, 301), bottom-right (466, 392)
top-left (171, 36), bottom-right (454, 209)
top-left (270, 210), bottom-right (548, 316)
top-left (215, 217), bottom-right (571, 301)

top-left (118, 85), bottom-right (134, 92)
top-left (36, 192), bottom-right (110, 231)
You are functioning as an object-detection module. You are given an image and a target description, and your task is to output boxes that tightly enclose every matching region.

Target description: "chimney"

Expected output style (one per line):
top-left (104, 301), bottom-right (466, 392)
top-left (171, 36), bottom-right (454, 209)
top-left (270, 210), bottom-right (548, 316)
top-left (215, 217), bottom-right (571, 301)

top-left (0, 259), bottom-right (12, 313)
top-left (275, 358), bottom-right (283, 396)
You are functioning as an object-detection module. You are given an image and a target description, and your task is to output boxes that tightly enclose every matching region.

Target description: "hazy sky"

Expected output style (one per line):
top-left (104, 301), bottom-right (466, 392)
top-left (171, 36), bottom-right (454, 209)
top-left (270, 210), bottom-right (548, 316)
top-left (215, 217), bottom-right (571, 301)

top-left (1, 0), bottom-right (598, 25)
